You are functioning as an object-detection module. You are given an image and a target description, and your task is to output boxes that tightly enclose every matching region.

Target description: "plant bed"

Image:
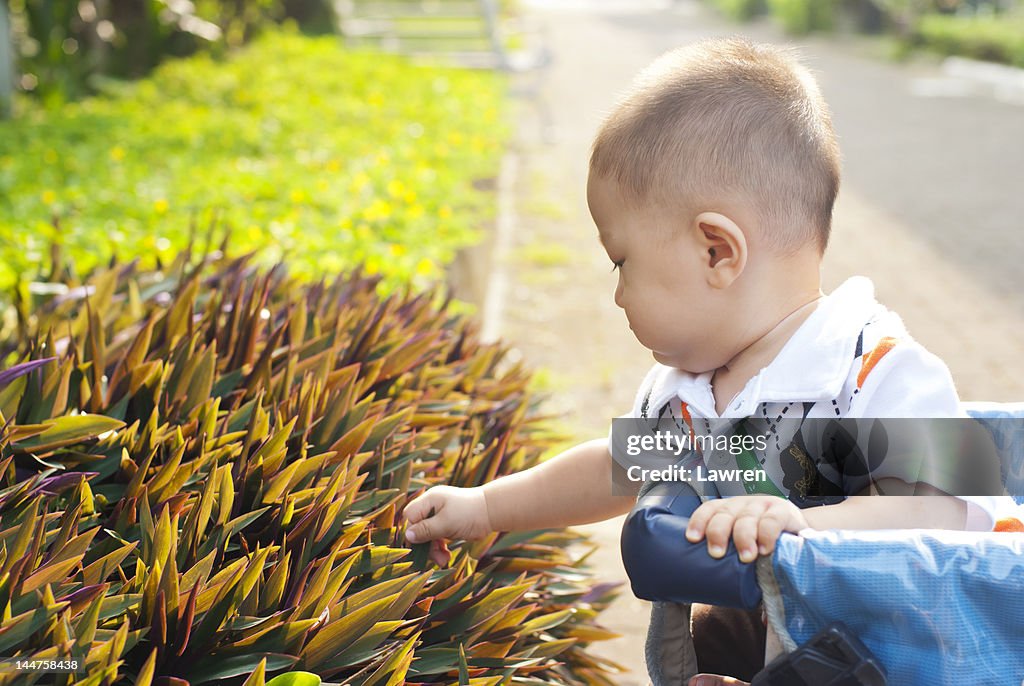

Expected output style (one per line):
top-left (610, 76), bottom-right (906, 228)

top-left (912, 12), bottom-right (1024, 68)
top-left (0, 30), bottom-right (508, 295)
top-left (0, 252), bottom-right (621, 686)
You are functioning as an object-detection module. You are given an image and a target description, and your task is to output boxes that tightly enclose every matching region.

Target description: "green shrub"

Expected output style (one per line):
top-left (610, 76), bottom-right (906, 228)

top-left (0, 254), bottom-right (619, 685)
top-left (9, 0), bottom-right (335, 105)
top-left (708, 0), bottom-right (766, 21)
top-left (0, 31), bottom-right (507, 294)
top-left (913, 12), bottom-right (1024, 66)
top-left (766, 0), bottom-right (836, 34)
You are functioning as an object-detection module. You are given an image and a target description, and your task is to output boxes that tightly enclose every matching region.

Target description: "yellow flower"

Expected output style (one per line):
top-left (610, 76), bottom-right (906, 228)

top-left (326, 159), bottom-right (340, 172)
top-left (110, 146), bottom-right (126, 162)
top-left (153, 199), bottom-right (169, 214)
top-left (403, 190), bottom-right (417, 204)
top-left (389, 244), bottom-right (407, 257)
top-left (290, 189), bottom-right (307, 203)
top-left (41, 190), bottom-right (57, 205)
top-left (438, 205), bottom-right (452, 220)
top-left (364, 198), bottom-right (392, 221)
top-left (415, 258), bottom-right (434, 276)
top-left (350, 172), bottom-right (370, 192)
top-left (407, 204), bottom-right (425, 220)
top-left (387, 179), bottom-right (404, 198)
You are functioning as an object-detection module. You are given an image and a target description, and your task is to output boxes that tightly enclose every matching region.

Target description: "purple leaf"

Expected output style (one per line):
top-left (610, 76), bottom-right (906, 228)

top-left (28, 471), bottom-right (100, 498)
top-left (578, 581), bottom-right (623, 604)
top-left (0, 357), bottom-right (57, 390)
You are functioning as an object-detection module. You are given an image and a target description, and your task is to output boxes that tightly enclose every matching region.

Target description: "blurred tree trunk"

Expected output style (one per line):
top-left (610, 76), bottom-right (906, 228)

top-left (90, 0), bottom-right (111, 78)
top-left (283, 0), bottom-right (337, 33)
top-left (108, 0), bottom-right (156, 78)
top-left (1, 0), bottom-right (13, 119)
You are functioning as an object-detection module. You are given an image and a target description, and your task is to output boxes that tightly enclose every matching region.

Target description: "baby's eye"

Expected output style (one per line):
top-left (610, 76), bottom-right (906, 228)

top-left (610, 259), bottom-right (624, 272)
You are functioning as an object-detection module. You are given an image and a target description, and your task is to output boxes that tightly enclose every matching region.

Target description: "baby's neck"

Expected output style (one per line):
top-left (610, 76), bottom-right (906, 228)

top-left (711, 293), bottom-right (823, 415)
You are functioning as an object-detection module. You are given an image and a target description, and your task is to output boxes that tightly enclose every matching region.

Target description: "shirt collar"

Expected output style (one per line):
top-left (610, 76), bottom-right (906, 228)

top-left (755, 276), bottom-right (883, 403)
top-left (644, 276), bottom-right (884, 417)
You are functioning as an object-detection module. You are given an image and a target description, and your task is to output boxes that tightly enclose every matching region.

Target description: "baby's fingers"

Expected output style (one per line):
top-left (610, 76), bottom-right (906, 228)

top-left (403, 491), bottom-right (446, 544)
top-left (702, 510), bottom-right (737, 558)
top-left (403, 489), bottom-right (439, 525)
top-left (685, 501), bottom-right (721, 543)
top-left (429, 540), bottom-right (451, 567)
top-left (405, 510), bottom-right (443, 544)
top-left (755, 509), bottom-right (790, 556)
top-left (731, 512), bottom-right (761, 563)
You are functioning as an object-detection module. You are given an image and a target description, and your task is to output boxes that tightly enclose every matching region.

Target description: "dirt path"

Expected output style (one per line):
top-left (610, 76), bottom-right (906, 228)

top-left (481, 2), bottom-right (1024, 682)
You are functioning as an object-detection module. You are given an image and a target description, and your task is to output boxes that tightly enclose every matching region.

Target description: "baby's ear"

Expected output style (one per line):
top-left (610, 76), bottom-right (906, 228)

top-left (694, 212), bottom-right (747, 288)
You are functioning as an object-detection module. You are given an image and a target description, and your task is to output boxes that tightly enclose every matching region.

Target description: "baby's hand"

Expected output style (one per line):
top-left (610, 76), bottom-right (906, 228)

top-left (685, 496), bottom-right (808, 563)
top-left (402, 485), bottom-right (493, 566)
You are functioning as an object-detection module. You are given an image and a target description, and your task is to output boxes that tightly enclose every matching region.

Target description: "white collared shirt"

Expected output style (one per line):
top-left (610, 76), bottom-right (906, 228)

top-left (627, 276), bottom-right (1005, 529)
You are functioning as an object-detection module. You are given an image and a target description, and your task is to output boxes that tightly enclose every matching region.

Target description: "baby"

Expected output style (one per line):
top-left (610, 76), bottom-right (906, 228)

top-left (403, 38), bottom-right (998, 684)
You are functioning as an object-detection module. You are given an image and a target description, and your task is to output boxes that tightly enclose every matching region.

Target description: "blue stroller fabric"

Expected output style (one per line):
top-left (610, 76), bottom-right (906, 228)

top-left (768, 402), bottom-right (1024, 685)
top-left (966, 401), bottom-right (1024, 506)
top-left (770, 528), bottom-right (1024, 686)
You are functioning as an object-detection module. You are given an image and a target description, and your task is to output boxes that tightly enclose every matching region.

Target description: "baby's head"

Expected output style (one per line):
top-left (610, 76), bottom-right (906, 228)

top-left (587, 38), bottom-right (840, 373)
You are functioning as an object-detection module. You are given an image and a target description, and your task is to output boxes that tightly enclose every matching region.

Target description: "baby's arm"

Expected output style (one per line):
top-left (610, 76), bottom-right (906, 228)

top-left (801, 479), bottom-right (967, 530)
top-left (403, 438), bottom-right (639, 564)
top-left (686, 478), bottom-right (967, 563)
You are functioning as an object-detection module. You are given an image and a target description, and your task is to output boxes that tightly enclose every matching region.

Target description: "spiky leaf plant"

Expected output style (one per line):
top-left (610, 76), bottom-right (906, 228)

top-left (0, 253), bottom-right (622, 686)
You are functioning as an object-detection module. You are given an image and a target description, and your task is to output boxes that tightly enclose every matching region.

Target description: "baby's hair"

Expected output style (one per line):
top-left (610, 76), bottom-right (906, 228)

top-left (590, 38), bottom-right (840, 253)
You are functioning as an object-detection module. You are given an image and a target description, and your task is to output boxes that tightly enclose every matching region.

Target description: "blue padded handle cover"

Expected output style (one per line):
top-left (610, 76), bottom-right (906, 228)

top-left (621, 481), bottom-right (763, 609)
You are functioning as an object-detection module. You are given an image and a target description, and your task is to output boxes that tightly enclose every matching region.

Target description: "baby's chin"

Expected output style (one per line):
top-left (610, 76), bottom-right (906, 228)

top-left (650, 350), bottom-right (703, 374)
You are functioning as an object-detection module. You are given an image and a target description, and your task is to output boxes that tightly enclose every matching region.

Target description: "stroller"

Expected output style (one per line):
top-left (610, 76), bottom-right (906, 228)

top-left (621, 403), bottom-right (1024, 686)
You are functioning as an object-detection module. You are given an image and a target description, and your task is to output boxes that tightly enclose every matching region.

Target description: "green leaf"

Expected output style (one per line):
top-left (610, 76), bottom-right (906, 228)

top-left (425, 582), bottom-right (532, 641)
top-left (98, 594), bottom-right (142, 621)
top-left (362, 631), bottom-right (419, 686)
top-left (0, 601), bottom-right (70, 653)
top-left (318, 620), bottom-right (402, 670)
top-left (12, 415), bottom-right (125, 451)
top-left (224, 507), bottom-right (272, 540)
top-left (300, 594), bottom-right (397, 670)
top-left (265, 673), bottom-right (322, 686)
top-left (346, 547), bottom-right (409, 578)
top-left (0, 376), bottom-right (26, 419)
top-left (409, 647), bottom-right (459, 676)
top-left (189, 652), bottom-right (299, 685)
top-left (520, 609), bottom-right (574, 634)
top-left (223, 619), bottom-right (319, 657)
top-left (458, 643), bottom-right (470, 685)
top-left (181, 342), bottom-right (217, 417)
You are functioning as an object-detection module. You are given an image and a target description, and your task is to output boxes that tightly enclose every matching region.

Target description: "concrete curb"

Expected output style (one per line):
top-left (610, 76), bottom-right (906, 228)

top-left (481, 151), bottom-right (519, 343)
